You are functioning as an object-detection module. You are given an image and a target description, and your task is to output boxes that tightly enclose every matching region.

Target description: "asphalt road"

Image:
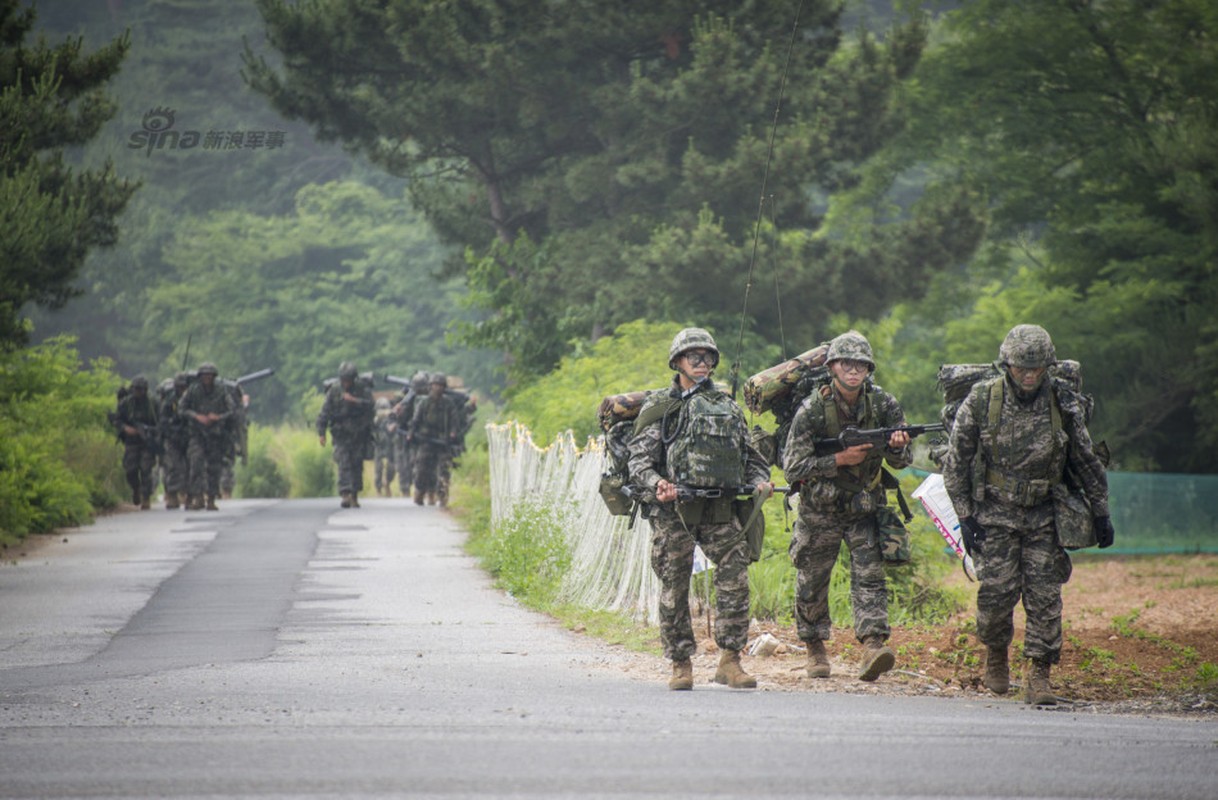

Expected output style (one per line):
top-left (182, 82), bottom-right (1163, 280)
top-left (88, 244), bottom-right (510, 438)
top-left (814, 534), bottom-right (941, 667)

top-left (1, 498), bottom-right (1215, 799)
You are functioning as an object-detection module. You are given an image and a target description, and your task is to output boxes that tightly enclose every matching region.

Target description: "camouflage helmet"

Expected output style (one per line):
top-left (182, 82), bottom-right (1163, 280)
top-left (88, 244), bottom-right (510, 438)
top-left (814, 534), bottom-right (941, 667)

top-left (338, 361), bottom-right (359, 381)
top-left (825, 330), bottom-right (875, 370)
top-left (375, 396), bottom-right (391, 410)
top-left (410, 370), bottom-right (429, 393)
top-left (130, 374), bottom-right (149, 391)
top-left (999, 324), bottom-right (1056, 369)
top-left (668, 327), bottom-right (720, 370)
top-left (430, 372), bottom-right (448, 387)
top-left (196, 362), bottom-right (219, 376)
top-left (173, 371), bottom-right (191, 388)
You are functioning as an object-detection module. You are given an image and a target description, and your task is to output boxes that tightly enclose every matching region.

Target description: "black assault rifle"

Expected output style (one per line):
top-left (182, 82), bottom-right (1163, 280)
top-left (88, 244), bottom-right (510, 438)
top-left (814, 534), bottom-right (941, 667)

top-left (812, 423), bottom-right (946, 455)
top-left (621, 483), bottom-right (793, 501)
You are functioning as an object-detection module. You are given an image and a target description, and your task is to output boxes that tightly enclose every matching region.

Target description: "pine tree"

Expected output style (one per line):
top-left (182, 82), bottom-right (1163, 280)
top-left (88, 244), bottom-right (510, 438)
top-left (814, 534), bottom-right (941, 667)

top-left (0, 0), bottom-right (138, 348)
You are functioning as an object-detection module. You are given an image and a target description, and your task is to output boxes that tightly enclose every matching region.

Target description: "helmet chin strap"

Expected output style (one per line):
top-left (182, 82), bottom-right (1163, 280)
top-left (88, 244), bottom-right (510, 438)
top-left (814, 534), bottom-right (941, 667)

top-left (677, 368), bottom-right (712, 395)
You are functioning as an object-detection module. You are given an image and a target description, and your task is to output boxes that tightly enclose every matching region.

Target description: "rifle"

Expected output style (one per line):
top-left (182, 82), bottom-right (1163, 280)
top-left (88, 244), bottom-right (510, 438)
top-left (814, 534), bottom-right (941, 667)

top-left (621, 484), bottom-right (792, 501)
top-left (812, 423), bottom-right (946, 455)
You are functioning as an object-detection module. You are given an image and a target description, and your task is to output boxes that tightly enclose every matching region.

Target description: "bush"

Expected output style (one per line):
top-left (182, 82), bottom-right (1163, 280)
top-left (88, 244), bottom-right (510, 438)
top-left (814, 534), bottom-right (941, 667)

top-left (483, 502), bottom-right (571, 605)
top-left (0, 337), bottom-right (124, 543)
top-left (236, 424), bottom-right (291, 498)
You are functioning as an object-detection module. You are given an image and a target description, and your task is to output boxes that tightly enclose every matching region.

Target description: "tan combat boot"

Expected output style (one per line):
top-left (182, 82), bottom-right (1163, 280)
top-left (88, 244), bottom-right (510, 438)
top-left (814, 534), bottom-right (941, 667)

top-left (858, 635), bottom-right (896, 682)
top-left (165, 491), bottom-right (180, 510)
top-left (1025, 660), bottom-right (1057, 705)
top-left (668, 658), bottom-right (694, 691)
top-left (984, 646), bottom-right (1010, 695)
top-left (351, 492), bottom-right (360, 508)
top-left (340, 492), bottom-right (352, 508)
top-left (806, 639), bottom-right (831, 679)
top-left (139, 494), bottom-right (151, 510)
top-left (205, 495), bottom-right (219, 511)
top-left (713, 650), bottom-right (757, 689)
top-left (187, 495), bottom-right (203, 511)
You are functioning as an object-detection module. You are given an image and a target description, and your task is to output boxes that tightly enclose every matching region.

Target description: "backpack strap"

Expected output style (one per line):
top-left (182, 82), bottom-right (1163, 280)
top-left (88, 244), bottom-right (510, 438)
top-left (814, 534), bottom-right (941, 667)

top-left (632, 395), bottom-right (681, 436)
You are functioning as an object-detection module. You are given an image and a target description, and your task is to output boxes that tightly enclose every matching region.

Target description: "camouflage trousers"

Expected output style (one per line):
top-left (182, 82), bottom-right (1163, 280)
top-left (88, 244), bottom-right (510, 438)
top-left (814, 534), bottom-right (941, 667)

top-left (161, 437), bottom-right (189, 495)
top-left (974, 521), bottom-right (1070, 664)
top-left (374, 447), bottom-right (396, 491)
top-left (394, 438), bottom-right (413, 494)
top-left (649, 507), bottom-right (751, 661)
top-left (187, 432), bottom-right (226, 497)
top-left (789, 508), bottom-right (889, 644)
top-left (122, 442), bottom-right (158, 500)
top-left (331, 438), bottom-right (366, 495)
top-left (412, 443), bottom-right (451, 499)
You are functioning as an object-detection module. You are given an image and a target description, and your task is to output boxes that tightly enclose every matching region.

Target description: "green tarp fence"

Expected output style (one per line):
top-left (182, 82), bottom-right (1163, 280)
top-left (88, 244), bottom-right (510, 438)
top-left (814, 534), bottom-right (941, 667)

top-left (1106, 471), bottom-right (1218, 554)
top-left (905, 469), bottom-right (1218, 555)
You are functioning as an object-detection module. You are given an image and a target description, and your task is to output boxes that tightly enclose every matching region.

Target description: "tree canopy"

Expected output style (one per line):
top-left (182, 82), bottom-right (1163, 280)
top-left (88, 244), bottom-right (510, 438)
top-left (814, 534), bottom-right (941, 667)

top-left (0, 0), bottom-right (137, 348)
top-left (246, 0), bottom-right (984, 383)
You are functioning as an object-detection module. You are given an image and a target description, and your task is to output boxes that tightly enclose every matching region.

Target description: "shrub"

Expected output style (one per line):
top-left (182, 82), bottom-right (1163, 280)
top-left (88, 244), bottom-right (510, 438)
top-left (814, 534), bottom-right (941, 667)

top-left (236, 424), bottom-right (291, 498)
top-left (0, 337), bottom-right (123, 543)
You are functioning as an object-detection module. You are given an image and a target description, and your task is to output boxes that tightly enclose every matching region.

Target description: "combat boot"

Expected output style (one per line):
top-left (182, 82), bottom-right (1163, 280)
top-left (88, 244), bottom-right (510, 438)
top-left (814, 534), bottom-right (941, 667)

top-left (187, 495), bottom-right (203, 511)
top-left (805, 639), bottom-right (831, 679)
top-left (427, 492), bottom-right (437, 506)
top-left (340, 492), bottom-right (352, 509)
top-left (165, 491), bottom-right (180, 510)
top-left (1024, 660), bottom-right (1056, 705)
top-left (132, 490), bottom-right (141, 506)
top-left (140, 495), bottom-right (151, 510)
top-left (205, 495), bottom-right (219, 511)
top-left (984, 646), bottom-right (1010, 695)
top-left (668, 659), bottom-right (694, 691)
top-left (713, 650), bottom-right (757, 689)
top-left (413, 489), bottom-right (425, 506)
top-left (351, 492), bottom-right (360, 508)
top-left (858, 635), bottom-right (896, 682)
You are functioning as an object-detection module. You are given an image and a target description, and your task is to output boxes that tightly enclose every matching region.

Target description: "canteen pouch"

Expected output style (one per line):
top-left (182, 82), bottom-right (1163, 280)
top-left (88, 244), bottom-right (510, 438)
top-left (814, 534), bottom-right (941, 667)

top-left (875, 505), bottom-right (911, 566)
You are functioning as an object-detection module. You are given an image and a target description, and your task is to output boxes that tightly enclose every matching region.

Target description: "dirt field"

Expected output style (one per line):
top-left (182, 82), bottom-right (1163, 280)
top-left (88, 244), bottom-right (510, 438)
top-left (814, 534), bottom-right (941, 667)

top-left (661, 553), bottom-right (1218, 716)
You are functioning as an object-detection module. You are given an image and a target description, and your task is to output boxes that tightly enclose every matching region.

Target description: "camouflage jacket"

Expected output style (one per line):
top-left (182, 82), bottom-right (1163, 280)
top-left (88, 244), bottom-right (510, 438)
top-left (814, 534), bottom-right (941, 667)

top-left (943, 374), bottom-right (1109, 528)
top-left (410, 394), bottom-right (461, 443)
top-left (315, 381), bottom-right (374, 442)
top-left (782, 382), bottom-right (910, 511)
top-left (180, 382), bottom-right (235, 436)
top-left (626, 376), bottom-right (769, 502)
top-left (115, 393), bottom-right (158, 440)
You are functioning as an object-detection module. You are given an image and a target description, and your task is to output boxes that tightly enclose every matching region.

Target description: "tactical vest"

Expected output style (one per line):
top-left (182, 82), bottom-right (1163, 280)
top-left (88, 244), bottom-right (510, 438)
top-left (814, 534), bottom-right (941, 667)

top-left (817, 384), bottom-right (884, 496)
top-left (974, 377), bottom-right (1068, 506)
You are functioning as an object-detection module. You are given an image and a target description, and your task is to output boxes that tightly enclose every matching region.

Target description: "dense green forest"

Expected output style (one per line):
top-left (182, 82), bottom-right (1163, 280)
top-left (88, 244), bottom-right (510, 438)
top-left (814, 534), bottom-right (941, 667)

top-left (7, 0), bottom-right (1217, 473)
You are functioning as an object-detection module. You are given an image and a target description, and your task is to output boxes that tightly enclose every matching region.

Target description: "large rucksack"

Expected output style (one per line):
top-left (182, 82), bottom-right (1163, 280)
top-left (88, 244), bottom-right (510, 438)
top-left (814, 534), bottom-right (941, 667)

top-left (596, 389), bottom-right (667, 516)
top-left (930, 360), bottom-right (1091, 468)
top-left (743, 342), bottom-right (877, 467)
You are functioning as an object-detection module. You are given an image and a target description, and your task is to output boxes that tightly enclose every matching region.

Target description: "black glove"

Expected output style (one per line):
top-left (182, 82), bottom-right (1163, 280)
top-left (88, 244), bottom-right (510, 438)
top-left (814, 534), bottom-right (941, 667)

top-left (1094, 515), bottom-right (1115, 549)
top-left (959, 516), bottom-right (986, 557)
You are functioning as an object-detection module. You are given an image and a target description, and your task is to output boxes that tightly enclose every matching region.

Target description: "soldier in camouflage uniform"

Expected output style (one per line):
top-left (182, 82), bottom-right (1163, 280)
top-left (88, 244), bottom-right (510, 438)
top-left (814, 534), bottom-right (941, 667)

top-left (627, 328), bottom-right (773, 690)
top-left (180, 362), bottom-right (235, 511)
top-left (317, 361), bottom-right (375, 508)
top-left (114, 375), bottom-right (160, 510)
top-left (944, 324), bottom-right (1113, 705)
top-left (158, 372), bottom-right (192, 510)
top-left (408, 372), bottom-right (461, 507)
top-left (373, 397), bottom-right (396, 496)
top-left (782, 331), bottom-right (911, 682)
top-left (391, 371), bottom-right (428, 497)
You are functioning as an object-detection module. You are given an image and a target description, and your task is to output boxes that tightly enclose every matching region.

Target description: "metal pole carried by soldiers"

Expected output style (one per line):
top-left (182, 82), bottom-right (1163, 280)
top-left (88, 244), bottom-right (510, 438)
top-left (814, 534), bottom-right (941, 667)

top-left (942, 324), bottom-right (1113, 705)
top-left (626, 327), bottom-right (774, 691)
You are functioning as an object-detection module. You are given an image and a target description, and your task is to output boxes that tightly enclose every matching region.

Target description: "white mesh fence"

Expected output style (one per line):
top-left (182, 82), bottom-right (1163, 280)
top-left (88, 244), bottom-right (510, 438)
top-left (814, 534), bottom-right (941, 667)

top-left (486, 422), bottom-right (661, 625)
